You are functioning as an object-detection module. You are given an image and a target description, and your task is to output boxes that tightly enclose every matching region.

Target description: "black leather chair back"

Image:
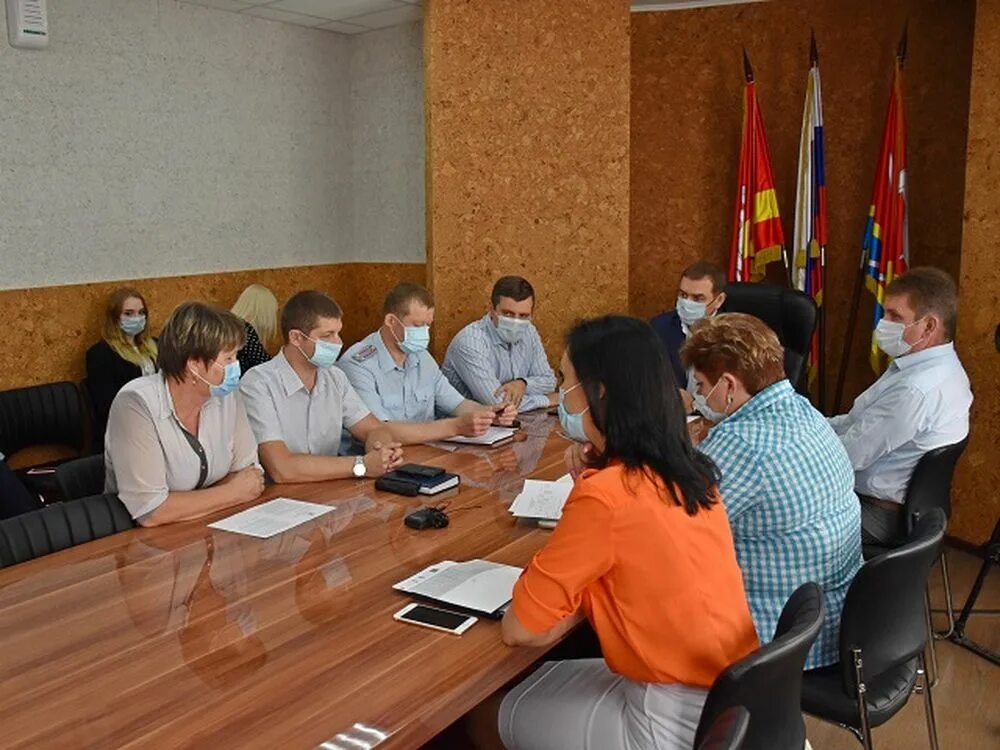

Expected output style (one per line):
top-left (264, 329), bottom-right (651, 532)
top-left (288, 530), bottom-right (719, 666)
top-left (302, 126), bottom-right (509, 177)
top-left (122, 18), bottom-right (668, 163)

top-left (697, 705), bottom-right (750, 750)
top-left (904, 438), bottom-right (968, 532)
top-left (0, 382), bottom-right (87, 458)
top-left (54, 455), bottom-right (106, 502)
top-left (694, 582), bottom-right (824, 750)
top-left (721, 283), bottom-right (818, 391)
top-left (838, 509), bottom-right (945, 691)
top-left (0, 493), bottom-right (134, 568)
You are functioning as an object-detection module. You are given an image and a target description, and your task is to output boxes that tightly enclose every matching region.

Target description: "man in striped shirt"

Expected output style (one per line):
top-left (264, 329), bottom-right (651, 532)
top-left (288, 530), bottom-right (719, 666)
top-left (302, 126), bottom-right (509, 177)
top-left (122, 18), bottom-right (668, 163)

top-left (442, 276), bottom-right (558, 412)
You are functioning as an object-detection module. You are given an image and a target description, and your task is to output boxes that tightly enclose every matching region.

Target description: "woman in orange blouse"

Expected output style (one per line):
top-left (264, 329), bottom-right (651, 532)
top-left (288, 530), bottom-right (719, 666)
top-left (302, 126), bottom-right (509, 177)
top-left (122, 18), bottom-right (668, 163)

top-left (497, 315), bottom-right (758, 750)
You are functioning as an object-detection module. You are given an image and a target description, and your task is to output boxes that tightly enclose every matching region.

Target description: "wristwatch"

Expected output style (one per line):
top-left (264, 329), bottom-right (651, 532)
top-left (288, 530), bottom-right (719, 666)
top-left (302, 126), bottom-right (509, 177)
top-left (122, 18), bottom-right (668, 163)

top-left (353, 455), bottom-right (367, 478)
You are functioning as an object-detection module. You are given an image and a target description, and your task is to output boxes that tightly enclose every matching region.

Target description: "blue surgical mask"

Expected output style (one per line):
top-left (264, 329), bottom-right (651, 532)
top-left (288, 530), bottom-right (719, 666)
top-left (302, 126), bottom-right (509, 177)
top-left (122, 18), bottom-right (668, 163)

top-left (194, 360), bottom-right (241, 398)
top-left (676, 296), bottom-right (710, 331)
top-left (120, 315), bottom-right (146, 336)
top-left (307, 338), bottom-right (342, 369)
top-left (496, 316), bottom-right (532, 344)
top-left (391, 316), bottom-right (431, 354)
top-left (875, 317), bottom-right (923, 359)
top-left (558, 383), bottom-right (590, 443)
top-left (693, 378), bottom-right (728, 424)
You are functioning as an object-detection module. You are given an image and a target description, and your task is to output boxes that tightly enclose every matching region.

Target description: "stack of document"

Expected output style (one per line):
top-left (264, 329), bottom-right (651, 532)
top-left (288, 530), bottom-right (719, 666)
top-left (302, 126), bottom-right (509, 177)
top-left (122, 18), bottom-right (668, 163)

top-left (508, 475), bottom-right (574, 522)
top-left (393, 559), bottom-right (522, 618)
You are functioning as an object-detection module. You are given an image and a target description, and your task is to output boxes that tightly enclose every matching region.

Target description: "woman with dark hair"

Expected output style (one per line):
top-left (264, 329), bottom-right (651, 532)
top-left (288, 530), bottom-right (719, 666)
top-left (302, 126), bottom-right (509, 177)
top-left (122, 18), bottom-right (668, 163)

top-left (494, 315), bottom-right (757, 750)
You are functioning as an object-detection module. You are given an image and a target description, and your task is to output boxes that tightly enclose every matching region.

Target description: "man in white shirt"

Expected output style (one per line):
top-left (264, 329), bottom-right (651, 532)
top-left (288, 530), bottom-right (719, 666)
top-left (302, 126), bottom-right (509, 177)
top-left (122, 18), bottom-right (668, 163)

top-left (829, 267), bottom-right (972, 545)
top-left (239, 291), bottom-right (410, 484)
top-left (442, 276), bottom-right (558, 411)
top-left (337, 283), bottom-right (513, 440)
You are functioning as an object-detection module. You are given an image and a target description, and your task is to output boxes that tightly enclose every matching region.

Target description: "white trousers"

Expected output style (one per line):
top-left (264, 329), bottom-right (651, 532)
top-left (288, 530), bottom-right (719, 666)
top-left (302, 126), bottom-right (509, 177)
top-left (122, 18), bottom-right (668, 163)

top-left (498, 659), bottom-right (709, 750)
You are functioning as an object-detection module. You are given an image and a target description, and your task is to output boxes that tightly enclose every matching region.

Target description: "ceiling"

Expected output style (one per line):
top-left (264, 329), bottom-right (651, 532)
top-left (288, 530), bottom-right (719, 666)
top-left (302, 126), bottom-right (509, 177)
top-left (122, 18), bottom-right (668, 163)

top-left (180, 0), bottom-right (422, 35)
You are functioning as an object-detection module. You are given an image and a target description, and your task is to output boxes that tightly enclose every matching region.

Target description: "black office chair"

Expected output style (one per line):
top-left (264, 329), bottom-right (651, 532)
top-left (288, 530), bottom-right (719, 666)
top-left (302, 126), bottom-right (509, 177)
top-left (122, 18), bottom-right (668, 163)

top-left (862, 438), bottom-right (968, 635)
top-left (0, 492), bottom-right (134, 568)
top-left (54, 454), bottom-right (106, 502)
top-left (0, 382), bottom-right (88, 501)
top-left (721, 282), bottom-right (818, 392)
top-left (802, 510), bottom-right (946, 750)
top-left (693, 582), bottom-right (824, 750)
top-left (696, 706), bottom-right (750, 750)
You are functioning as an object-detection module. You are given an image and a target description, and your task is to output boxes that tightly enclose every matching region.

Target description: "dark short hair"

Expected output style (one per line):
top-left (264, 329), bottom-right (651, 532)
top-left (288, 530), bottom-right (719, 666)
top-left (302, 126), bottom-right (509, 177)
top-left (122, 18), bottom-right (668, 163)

top-left (280, 291), bottom-right (343, 341)
top-left (681, 313), bottom-right (785, 395)
top-left (491, 276), bottom-right (535, 307)
top-left (885, 267), bottom-right (958, 340)
top-left (681, 260), bottom-right (727, 295)
top-left (383, 282), bottom-right (434, 318)
top-left (566, 315), bottom-right (719, 516)
top-left (158, 302), bottom-right (246, 380)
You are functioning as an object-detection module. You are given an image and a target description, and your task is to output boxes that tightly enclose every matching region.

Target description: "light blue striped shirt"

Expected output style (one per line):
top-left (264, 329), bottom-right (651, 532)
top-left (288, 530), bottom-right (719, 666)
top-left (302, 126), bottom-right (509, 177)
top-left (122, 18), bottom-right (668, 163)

top-left (699, 380), bottom-right (862, 669)
top-left (828, 342), bottom-right (971, 502)
top-left (442, 314), bottom-right (557, 412)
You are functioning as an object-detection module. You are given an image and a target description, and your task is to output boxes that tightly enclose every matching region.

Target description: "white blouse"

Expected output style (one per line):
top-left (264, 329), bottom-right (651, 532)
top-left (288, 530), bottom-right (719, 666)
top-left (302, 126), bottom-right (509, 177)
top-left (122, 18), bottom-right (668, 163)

top-left (104, 374), bottom-right (259, 520)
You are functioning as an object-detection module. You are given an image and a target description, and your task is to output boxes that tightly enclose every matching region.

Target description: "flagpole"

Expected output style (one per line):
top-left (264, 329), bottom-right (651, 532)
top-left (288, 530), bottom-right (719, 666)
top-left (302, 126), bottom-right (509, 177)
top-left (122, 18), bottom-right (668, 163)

top-left (811, 30), bottom-right (828, 413)
top-left (833, 25), bottom-right (907, 413)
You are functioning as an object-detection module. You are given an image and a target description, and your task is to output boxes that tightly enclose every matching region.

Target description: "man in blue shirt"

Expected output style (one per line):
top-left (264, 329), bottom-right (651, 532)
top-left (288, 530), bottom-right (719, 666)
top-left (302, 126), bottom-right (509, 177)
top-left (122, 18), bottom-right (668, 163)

top-left (649, 260), bottom-right (727, 408)
top-left (442, 276), bottom-right (557, 412)
top-left (829, 267), bottom-right (972, 545)
top-left (338, 283), bottom-right (512, 442)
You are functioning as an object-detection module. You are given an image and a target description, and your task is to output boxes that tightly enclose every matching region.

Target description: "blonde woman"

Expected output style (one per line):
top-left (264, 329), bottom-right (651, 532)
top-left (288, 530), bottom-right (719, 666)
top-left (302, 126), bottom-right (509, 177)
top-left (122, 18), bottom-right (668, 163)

top-left (86, 287), bottom-right (159, 444)
top-left (231, 284), bottom-right (278, 375)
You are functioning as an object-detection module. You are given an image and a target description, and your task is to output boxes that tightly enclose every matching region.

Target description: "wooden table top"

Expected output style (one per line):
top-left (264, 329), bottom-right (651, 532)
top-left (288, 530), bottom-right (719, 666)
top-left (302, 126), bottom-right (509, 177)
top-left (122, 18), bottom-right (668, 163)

top-left (0, 413), bottom-right (571, 749)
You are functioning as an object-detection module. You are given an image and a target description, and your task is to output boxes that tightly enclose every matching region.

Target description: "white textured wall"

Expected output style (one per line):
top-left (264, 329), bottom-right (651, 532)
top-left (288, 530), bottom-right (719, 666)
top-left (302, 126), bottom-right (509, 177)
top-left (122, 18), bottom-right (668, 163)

top-left (0, 1), bottom-right (425, 290)
top-left (348, 21), bottom-right (425, 264)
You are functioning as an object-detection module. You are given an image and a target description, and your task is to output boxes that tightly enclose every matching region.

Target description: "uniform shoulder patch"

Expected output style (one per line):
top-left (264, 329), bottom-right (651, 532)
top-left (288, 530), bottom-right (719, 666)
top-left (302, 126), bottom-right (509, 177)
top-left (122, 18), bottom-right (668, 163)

top-left (352, 344), bottom-right (378, 363)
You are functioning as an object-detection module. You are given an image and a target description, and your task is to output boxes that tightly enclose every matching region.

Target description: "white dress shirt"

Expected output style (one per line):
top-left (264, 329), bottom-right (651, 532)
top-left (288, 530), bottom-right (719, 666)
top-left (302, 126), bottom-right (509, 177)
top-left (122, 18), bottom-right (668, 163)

top-left (828, 342), bottom-right (972, 503)
top-left (238, 350), bottom-right (371, 457)
top-left (104, 374), bottom-right (259, 521)
top-left (441, 314), bottom-right (556, 412)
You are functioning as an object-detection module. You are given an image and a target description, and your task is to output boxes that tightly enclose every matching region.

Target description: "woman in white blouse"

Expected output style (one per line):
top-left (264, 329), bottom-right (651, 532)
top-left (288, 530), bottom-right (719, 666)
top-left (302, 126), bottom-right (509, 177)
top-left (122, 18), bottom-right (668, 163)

top-left (105, 301), bottom-right (265, 526)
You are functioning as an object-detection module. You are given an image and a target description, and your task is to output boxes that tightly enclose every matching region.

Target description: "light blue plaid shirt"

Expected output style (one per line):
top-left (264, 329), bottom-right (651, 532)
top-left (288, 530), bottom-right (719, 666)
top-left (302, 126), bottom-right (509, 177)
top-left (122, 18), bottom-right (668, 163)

top-left (699, 380), bottom-right (862, 669)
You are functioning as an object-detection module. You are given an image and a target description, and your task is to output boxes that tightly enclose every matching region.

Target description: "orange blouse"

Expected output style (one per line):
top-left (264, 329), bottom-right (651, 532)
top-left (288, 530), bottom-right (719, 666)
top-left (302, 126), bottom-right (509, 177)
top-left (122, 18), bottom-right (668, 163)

top-left (512, 463), bottom-right (758, 687)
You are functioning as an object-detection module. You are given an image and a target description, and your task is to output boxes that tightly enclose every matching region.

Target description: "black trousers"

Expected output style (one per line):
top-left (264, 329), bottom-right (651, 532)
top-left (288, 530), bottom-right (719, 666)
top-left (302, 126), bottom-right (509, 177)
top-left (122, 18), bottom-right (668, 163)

top-left (858, 494), bottom-right (906, 546)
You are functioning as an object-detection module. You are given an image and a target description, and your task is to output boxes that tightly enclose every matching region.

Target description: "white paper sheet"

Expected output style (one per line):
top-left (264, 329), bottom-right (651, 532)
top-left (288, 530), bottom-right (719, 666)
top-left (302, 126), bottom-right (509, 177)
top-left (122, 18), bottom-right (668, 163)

top-left (393, 559), bottom-right (522, 615)
top-left (444, 426), bottom-right (516, 445)
top-left (509, 479), bottom-right (575, 520)
top-left (209, 498), bottom-right (336, 539)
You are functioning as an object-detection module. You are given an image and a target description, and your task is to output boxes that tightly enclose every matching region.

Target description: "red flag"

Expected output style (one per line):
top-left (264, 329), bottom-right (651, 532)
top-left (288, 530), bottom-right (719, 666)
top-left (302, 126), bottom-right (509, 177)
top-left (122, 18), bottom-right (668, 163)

top-left (731, 52), bottom-right (787, 283)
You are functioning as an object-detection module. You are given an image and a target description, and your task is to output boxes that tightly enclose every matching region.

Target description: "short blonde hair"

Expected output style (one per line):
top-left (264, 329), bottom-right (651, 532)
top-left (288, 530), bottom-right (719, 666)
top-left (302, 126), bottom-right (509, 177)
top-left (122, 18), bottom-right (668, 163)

top-left (158, 302), bottom-right (246, 380)
top-left (681, 313), bottom-right (785, 395)
top-left (231, 284), bottom-right (278, 346)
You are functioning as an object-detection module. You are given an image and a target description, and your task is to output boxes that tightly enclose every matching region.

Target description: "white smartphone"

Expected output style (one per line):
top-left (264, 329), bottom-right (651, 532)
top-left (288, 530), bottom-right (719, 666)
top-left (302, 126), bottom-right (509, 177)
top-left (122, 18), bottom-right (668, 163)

top-left (393, 603), bottom-right (477, 635)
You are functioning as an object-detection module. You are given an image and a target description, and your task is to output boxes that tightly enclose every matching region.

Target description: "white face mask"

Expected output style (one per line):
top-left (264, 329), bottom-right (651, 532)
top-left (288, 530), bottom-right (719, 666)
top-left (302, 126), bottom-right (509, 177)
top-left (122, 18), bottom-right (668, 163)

top-left (676, 297), bottom-right (709, 329)
top-left (875, 317), bottom-right (924, 359)
top-left (693, 378), bottom-right (730, 424)
top-left (496, 316), bottom-right (532, 344)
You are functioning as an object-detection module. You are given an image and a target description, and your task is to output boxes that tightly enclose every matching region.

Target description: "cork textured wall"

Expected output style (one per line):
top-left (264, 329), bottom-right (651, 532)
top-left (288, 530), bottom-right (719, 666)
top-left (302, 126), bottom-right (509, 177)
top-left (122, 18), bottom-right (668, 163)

top-left (0, 263), bottom-right (425, 393)
top-left (630, 0), bottom-right (975, 409)
top-left (424, 0), bottom-right (631, 361)
top-left (952, 0), bottom-right (1000, 546)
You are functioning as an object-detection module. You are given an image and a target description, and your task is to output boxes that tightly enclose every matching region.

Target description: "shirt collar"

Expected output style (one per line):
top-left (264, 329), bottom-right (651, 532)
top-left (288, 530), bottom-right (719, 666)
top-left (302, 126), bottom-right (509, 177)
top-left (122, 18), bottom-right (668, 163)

top-left (891, 341), bottom-right (955, 372)
top-left (728, 379), bottom-right (794, 421)
top-left (374, 329), bottom-right (414, 373)
top-left (275, 349), bottom-right (308, 396)
top-left (479, 313), bottom-right (507, 347)
top-left (155, 373), bottom-right (220, 421)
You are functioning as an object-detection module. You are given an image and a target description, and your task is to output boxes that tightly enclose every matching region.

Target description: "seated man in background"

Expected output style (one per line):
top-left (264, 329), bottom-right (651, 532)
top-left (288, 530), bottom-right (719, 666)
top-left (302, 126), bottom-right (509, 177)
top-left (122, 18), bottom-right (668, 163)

top-left (442, 276), bottom-right (557, 411)
top-left (683, 313), bottom-right (861, 670)
top-left (239, 291), bottom-right (405, 483)
top-left (337, 283), bottom-right (513, 441)
top-left (649, 260), bottom-right (727, 410)
top-left (828, 267), bottom-right (972, 545)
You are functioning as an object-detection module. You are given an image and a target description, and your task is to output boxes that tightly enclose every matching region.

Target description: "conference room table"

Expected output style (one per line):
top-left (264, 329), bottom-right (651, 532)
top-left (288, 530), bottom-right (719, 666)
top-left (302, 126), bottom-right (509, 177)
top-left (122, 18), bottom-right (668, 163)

top-left (0, 412), bottom-right (574, 749)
